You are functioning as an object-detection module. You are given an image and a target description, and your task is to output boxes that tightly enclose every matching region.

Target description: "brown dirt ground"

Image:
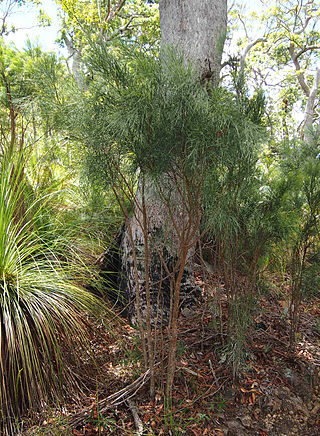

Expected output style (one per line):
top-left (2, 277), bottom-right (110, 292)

top-left (23, 273), bottom-right (320, 436)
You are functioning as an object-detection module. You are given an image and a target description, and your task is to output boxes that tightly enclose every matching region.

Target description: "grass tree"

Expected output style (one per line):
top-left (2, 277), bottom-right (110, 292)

top-left (0, 40), bottom-right (115, 435)
top-left (0, 148), bottom-right (107, 434)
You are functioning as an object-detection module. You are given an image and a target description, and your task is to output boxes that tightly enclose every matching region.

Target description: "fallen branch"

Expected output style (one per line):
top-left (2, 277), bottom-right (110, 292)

top-left (126, 399), bottom-right (144, 435)
top-left (69, 367), bottom-right (153, 427)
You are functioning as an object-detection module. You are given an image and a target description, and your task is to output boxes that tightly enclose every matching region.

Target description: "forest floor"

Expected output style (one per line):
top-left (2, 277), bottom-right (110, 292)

top-left (23, 273), bottom-right (320, 436)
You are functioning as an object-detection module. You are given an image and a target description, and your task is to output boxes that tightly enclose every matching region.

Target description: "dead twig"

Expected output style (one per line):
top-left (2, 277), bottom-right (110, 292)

top-left (209, 359), bottom-right (220, 388)
top-left (126, 399), bottom-right (144, 436)
top-left (176, 377), bottom-right (229, 413)
top-left (69, 366), bottom-right (157, 427)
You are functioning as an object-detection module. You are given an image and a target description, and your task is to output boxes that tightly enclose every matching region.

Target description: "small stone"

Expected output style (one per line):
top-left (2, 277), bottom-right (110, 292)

top-left (239, 415), bottom-right (252, 428)
top-left (226, 419), bottom-right (244, 434)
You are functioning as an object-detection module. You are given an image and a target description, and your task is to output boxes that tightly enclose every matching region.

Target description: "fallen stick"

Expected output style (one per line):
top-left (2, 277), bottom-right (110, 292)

top-left (126, 399), bottom-right (144, 435)
top-left (69, 368), bottom-right (152, 427)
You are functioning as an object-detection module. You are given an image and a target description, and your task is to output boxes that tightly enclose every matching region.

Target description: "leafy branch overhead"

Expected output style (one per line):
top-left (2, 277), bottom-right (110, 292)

top-left (230, 0), bottom-right (320, 138)
top-left (58, 0), bottom-right (160, 83)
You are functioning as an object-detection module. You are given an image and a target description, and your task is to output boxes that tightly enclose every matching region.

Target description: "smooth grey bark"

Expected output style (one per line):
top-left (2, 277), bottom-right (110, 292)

top-left (159, 0), bottom-right (227, 84)
top-left (302, 67), bottom-right (320, 136)
top-left (288, 43), bottom-right (320, 138)
top-left (64, 37), bottom-right (85, 89)
top-left (120, 0), bottom-right (228, 323)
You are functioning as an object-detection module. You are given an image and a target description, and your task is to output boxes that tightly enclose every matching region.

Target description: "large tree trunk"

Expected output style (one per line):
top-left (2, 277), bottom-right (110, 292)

top-left (119, 0), bottom-right (227, 324)
top-left (159, 0), bottom-right (227, 85)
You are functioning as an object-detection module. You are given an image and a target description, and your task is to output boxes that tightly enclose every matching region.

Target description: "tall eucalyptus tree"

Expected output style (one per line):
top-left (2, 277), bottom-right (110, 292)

top-left (116, 0), bottom-right (228, 399)
top-left (118, 0), bottom-right (227, 326)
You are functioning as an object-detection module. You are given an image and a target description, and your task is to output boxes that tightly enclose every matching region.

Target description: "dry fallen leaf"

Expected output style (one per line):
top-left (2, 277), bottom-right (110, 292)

top-left (143, 413), bottom-right (151, 423)
top-left (156, 403), bottom-right (164, 414)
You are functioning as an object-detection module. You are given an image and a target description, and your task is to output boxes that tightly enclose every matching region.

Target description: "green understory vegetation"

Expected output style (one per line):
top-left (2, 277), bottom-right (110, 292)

top-left (0, 2), bottom-right (319, 432)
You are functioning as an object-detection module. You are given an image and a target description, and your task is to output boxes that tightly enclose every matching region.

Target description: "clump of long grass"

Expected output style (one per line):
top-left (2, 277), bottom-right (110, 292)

top-left (0, 150), bottom-right (106, 434)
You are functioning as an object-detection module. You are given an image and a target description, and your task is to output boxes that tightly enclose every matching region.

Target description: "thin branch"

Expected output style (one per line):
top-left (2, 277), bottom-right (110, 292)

top-left (239, 37), bottom-right (267, 76)
top-left (294, 15), bottom-right (312, 35)
top-left (1, 71), bottom-right (17, 153)
top-left (108, 0), bottom-right (127, 22)
top-left (227, 1), bottom-right (236, 14)
top-left (105, 0), bottom-right (111, 21)
top-left (126, 399), bottom-right (144, 436)
top-left (238, 14), bottom-right (249, 41)
top-left (296, 45), bottom-right (320, 59)
top-left (69, 366), bottom-right (157, 427)
top-left (0, 0), bottom-right (15, 36)
top-left (103, 15), bottom-right (137, 42)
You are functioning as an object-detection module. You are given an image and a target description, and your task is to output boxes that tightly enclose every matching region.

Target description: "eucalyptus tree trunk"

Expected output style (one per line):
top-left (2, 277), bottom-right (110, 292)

top-left (119, 0), bottom-right (227, 325)
top-left (159, 0), bottom-right (227, 85)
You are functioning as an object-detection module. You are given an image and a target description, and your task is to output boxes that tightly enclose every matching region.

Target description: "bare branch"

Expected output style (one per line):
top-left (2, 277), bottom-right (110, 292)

top-left (296, 45), bottom-right (320, 59)
top-left (106, 0), bottom-right (111, 21)
top-left (1, 70), bottom-right (17, 153)
top-left (227, 1), bottom-right (236, 14)
top-left (289, 43), bottom-right (310, 97)
top-left (127, 399), bottom-right (144, 436)
top-left (294, 15), bottom-right (312, 34)
top-left (276, 15), bottom-right (291, 34)
top-left (239, 37), bottom-right (267, 76)
top-left (103, 15), bottom-right (140, 43)
top-left (108, 0), bottom-right (127, 22)
top-left (238, 14), bottom-right (249, 40)
top-left (0, 0), bottom-right (15, 36)
top-left (69, 366), bottom-right (158, 427)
